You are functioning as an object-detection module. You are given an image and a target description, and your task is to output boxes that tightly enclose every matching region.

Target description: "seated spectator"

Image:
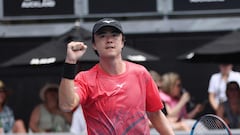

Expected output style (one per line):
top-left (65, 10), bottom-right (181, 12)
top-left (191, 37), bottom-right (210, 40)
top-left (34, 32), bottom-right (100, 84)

top-left (70, 106), bottom-right (87, 135)
top-left (208, 64), bottom-right (240, 113)
top-left (217, 81), bottom-right (240, 128)
top-left (160, 72), bottom-right (204, 131)
top-left (149, 70), bottom-right (191, 131)
top-left (29, 83), bottom-right (72, 132)
top-left (149, 70), bottom-right (163, 90)
top-left (149, 70), bottom-right (168, 115)
top-left (0, 80), bottom-right (26, 133)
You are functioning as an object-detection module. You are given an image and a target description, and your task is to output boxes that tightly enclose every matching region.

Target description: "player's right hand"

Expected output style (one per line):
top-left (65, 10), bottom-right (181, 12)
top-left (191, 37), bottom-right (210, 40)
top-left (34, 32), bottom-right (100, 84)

top-left (65, 41), bottom-right (88, 64)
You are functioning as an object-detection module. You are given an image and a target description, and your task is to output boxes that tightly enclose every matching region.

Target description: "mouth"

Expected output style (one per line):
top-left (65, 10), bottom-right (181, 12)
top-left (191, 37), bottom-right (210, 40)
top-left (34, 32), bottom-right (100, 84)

top-left (105, 46), bottom-right (115, 49)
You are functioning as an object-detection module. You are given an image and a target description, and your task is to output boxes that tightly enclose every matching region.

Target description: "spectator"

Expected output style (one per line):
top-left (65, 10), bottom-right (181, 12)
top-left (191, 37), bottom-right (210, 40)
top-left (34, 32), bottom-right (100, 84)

top-left (29, 83), bottom-right (72, 132)
top-left (149, 70), bottom-right (191, 131)
top-left (70, 106), bottom-right (87, 135)
top-left (208, 64), bottom-right (240, 112)
top-left (0, 80), bottom-right (26, 133)
top-left (160, 72), bottom-right (204, 130)
top-left (149, 70), bottom-right (163, 90)
top-left (217, 81), bottom-right (240, 128)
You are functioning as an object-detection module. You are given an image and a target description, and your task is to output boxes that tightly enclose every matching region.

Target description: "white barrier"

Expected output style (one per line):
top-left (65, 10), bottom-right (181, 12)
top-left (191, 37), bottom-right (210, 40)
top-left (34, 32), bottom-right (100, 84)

top-left (150, 128), bottom-right (240, 135)
top-left (3, 129), bottom-right (240, 135)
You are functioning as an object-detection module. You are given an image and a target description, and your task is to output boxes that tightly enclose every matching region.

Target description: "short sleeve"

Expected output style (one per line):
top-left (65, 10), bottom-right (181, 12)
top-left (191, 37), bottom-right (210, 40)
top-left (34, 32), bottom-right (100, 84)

top-left (145, 72), bottom-right (163, 112)
top-left (74, 72), bottom-right (89, 105)
top-left (208, 74), bottom-right (216, 93)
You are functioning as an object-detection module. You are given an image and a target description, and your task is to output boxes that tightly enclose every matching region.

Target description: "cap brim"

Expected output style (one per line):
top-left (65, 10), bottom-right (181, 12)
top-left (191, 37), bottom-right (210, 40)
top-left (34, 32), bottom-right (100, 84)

top-left (94, 24), bottom-right (123, 34)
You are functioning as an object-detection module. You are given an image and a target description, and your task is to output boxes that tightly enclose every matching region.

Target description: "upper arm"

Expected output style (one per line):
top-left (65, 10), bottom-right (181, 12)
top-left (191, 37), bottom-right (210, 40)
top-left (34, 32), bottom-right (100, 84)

top-left (29, 105), bottom-right (40, 130)
top-left (147, 110), bottom-right (161, 125)
top-left (145, 72), bottom-right (163, 112)
top-left (208, 92), bottom-right (215, 101)
top-left (59, 78), bottom-right (81, 112)
top-left (208, 75), bottom-right (216, 93)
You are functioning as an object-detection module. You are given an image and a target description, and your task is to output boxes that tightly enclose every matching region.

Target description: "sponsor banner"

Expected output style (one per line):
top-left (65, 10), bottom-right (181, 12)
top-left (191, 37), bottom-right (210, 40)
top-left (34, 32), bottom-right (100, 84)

top-left (89, 0), bottom-right (157, 14)
top-left (3, 0), bottom-right (74, 17)
top-left (173, 0), bottom-right (240, 11)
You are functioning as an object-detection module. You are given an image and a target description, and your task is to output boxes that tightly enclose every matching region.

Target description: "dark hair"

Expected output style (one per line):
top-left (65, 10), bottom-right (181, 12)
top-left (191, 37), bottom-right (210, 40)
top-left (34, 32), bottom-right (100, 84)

top-left (226, 81), bottom-right (240, 97)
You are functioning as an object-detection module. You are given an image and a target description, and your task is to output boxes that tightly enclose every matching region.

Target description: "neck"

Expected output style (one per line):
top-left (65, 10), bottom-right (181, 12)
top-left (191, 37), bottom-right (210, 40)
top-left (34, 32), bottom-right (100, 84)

top-left (99, 57), bottom-right (126, 75)
top-left (222, 72), bottom-right (230, 81)
top-left (44, 104), bottom-right (58, 114)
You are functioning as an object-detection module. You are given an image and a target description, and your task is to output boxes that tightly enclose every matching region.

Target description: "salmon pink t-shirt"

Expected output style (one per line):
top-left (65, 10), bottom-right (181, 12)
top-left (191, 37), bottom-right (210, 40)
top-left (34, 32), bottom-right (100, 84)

top-left (74, 61), bottom-right (163, 135)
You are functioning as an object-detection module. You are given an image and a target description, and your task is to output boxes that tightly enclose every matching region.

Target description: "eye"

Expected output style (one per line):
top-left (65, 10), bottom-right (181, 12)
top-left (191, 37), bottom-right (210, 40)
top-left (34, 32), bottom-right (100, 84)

top-left (97, 34), bottom-right (105, 38)
top-left (100, 34), bottom-right (105, 38)
top-left (112, 32), bottom-right (120, 37)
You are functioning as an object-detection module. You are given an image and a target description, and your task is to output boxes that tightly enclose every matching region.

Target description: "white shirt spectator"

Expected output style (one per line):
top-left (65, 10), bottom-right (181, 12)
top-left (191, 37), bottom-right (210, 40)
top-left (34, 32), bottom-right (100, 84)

top-left (208, 70), bottom-right (240, 104)
top-left (70, 106), bottom-right (87, 135)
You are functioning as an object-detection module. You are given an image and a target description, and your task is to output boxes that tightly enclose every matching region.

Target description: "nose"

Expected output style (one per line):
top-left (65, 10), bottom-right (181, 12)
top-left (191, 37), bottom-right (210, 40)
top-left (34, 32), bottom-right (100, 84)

top-left (106, 35), bottom-right (113, 43)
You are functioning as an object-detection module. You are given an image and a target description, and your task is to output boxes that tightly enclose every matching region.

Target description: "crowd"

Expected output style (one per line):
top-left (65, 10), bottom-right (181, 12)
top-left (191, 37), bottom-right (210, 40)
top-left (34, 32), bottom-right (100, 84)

top-left (1, 63), bottom-right (240, 134)
top-left (149, 64), bottom-right (240, 131)
top-left (0, 18), bottom-right (240, 135)
top-left (0, 80), bottom-right (87, 134)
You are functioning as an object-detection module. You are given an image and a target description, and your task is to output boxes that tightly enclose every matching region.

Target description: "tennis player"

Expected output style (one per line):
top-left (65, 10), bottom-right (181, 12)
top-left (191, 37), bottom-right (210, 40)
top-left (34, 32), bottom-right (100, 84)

top-left (59, 18), bottom-right (174, 135)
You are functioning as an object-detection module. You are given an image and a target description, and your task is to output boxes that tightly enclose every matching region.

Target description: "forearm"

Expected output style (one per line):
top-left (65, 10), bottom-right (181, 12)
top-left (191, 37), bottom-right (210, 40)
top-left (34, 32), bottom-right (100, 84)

top-left (59, 42), bottom-right (87, 111)
top-left (148, 111), bottom-right (175, 135)
top-left (59, 78), bottom-right (79, 112)
top-left (30, 125), bottom-right (40, 132)
top-left (209, 93), bottom-right (218, 111)
top-left (187, 107), bottom-right (198, 119)
top-left (168, 101), bottom-right (186, 117)
top-left (29, 122), bottom-right (44, 133)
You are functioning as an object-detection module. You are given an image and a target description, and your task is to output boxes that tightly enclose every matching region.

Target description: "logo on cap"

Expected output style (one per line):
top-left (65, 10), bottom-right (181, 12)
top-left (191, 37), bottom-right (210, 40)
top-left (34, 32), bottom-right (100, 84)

top-left (102, 20), bottom-right (115, 24)
top-left (92, 18), bottom-right (123, 36)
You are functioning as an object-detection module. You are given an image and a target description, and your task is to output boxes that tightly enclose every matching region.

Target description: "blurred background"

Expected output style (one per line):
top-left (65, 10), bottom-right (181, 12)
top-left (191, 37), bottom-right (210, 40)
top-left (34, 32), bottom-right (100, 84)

top-left (0, 0), bottom-right (240, 129)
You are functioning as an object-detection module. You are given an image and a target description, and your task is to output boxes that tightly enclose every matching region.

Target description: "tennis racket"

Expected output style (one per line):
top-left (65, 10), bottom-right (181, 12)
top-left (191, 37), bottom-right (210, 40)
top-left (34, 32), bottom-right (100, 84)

top-left (190, 114), bottom-right (232, 135)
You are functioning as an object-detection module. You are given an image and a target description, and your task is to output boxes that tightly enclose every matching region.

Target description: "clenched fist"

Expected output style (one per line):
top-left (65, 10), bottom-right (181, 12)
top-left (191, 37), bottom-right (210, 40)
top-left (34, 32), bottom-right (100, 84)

top-left (65, 41), bottom-right (88, 64)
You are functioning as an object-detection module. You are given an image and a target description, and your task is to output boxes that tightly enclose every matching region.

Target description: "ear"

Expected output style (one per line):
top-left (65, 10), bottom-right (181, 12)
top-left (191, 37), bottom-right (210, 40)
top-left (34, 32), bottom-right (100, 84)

top-left (92, 43), bottom-right (97, 50)
top-left (121, 41), bottom-right (124, 49)
top-left (121, 38), bottom-right (125, 49)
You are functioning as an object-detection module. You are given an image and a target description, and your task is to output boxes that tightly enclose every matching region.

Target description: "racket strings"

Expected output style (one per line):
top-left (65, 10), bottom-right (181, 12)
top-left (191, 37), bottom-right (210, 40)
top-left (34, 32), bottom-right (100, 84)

top-left (193, 115), bottom-right (230, 135)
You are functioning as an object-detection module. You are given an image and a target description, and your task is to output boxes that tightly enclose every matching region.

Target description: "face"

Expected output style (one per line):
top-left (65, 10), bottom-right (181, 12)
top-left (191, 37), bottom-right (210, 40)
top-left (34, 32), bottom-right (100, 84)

top-left (171, 80), bottom-right (182, 98)
top-left (93, 27), bottom-right (124, 59)
top-left (227, 86), bottom-right (240, 111)
top-left (219, 64), bottom-right (232, 75)
top-left (227, 84), bottom-right (240, 102)
top-left (44, 90), bottom-right (58, 108)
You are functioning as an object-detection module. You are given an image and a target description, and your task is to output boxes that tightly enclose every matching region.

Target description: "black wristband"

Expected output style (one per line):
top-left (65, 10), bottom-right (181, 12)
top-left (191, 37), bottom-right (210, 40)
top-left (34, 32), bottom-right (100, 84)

top-left (62, 63), bottom-right (77, 80)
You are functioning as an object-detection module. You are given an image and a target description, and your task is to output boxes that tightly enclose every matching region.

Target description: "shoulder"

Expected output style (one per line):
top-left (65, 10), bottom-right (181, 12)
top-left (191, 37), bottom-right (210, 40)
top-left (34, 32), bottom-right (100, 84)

top-left (3, 105), bottom-right (13, 112)
top-left (211, 72), bottom-right (221, 77)
top-left (159, 91), bottom-right (171, 102)
top-left (126, 61), bottom-right (148, 74)
top-left (31, 104), bottom-right (43, 114)
top-left (230, 71), bottom-right (240, 77)
top-left (210, 72), bottom-right (221, 80)
top-left (75, 65), bottom-right (98, 79)
top-left (126, 61), bottom-right (145, 68)
top-left (229, 71), bottom-right (240, 83)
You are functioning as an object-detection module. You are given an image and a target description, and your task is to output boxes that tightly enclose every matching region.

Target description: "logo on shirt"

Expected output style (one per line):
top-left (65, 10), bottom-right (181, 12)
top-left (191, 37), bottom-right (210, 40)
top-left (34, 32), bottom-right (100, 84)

top-left (116, 82), bottom-right (125, 89)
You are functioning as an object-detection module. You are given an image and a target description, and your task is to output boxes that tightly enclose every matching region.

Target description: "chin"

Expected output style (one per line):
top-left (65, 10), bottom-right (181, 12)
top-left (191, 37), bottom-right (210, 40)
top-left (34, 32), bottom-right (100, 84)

top-left (101, 54), bottom-right (117, 58)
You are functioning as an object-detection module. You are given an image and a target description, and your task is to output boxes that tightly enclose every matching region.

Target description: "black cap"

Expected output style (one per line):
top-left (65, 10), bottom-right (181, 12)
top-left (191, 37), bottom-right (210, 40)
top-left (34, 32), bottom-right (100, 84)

top-left (92, 18), bottom-right (123, 34)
